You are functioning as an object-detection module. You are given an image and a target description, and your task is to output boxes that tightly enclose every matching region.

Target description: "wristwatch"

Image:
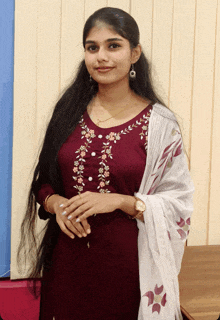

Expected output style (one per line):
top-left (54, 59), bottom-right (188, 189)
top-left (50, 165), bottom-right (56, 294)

top-left (132, 196), bottom-right (146, 219)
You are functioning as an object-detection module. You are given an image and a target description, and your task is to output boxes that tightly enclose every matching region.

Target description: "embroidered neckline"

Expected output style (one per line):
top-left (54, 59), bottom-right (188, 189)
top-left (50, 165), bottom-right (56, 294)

top-left (85, 104), bottom-right (153, 131)
top-left (72, 108), bottom-right (152, 194)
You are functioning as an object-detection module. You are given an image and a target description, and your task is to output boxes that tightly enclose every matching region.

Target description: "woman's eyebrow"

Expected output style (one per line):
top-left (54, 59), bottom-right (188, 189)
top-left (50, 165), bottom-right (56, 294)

top-left (106, 38), bottom-right (123, 42)
top-left (85, 38), bottom-right (123, 45)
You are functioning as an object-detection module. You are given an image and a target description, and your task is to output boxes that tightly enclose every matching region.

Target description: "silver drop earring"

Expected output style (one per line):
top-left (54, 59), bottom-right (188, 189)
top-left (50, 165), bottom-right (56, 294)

top-left (130, 64), bottom-right (136, 79)
top-left (89, 75), bottom-right (93, 82)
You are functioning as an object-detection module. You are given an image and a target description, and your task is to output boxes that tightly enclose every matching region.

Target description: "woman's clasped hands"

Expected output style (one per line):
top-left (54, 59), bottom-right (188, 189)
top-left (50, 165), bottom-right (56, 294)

top-left (51, 191), bottom-right (122, 240)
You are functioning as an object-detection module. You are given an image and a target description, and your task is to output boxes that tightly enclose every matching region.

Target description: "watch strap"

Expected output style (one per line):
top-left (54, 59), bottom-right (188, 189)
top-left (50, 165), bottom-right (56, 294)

top-left (132, 211), bottom-right (144, 220)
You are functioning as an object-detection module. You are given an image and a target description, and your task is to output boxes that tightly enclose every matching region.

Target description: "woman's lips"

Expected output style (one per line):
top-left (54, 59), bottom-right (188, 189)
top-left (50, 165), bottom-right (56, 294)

top-left (96, 67), bottom-right (114, 72)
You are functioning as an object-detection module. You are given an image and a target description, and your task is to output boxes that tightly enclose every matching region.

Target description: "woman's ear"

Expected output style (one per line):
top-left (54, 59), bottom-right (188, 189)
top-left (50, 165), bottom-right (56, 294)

top-left (131, 44), bottom-right (142, 64)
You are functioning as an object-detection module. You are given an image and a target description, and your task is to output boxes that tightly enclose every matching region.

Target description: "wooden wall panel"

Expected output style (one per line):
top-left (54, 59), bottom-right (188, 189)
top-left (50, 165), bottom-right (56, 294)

top-left (169, 0), bottom-right (196, 158)
top-left (209, 2), bottom-right (220, 245)
top-left (188, 0), bottom-right (218, 246)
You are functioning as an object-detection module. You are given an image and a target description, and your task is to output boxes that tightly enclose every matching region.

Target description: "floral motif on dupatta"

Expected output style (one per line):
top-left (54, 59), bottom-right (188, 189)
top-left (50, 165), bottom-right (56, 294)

top-left (143, 284), bottom-right (167, 314)
top-left (136, 105), bottom-right (195, 320)
top-left (176, 217), bottom-right (191, 239)
top-left (148, 128), bottom-right (182, 195)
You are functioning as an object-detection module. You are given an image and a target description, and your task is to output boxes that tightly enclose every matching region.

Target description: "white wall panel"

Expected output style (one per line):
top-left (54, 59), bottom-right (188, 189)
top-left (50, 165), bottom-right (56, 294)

top-left (209, 2), bottom-right (220, 245)
top-left (60, 0), bottom-right (85, 93)
top-left (12, 0), bottom-right (220, 281)
top-left (151, 0), bottom-right (174, 105)
top-left (11, 0), bottom-right (39, 279)
top-left (84, 0), bottom-right (108, 21)
top-left (131, 0), bottom-right (153, 60)
top-left (36, 0), bottom-right (62, 146)
top-left (188, 0), bottom-right (218, 245)
top-left (107, 0), bottom-right (130, 13)
top-left (169, 0), bottom-right (196, 158)
top-left (12, 0), bottom-right (62, 279)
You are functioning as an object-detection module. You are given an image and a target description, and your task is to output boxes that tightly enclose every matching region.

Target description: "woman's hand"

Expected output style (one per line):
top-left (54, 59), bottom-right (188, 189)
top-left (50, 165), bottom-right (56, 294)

top-left (61, 191), bottom-right (122, 223)
top-left (47, 194), bottom-right (91, 239)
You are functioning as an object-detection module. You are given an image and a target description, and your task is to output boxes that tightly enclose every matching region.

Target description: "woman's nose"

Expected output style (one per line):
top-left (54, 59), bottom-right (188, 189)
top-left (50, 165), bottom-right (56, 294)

top-left (97, 47), bottom-right (108, 61)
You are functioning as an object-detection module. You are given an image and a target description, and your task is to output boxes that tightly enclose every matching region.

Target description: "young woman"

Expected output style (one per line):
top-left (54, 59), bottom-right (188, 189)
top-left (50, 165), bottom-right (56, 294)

top-left (18, 7), bottom-right (194, 320)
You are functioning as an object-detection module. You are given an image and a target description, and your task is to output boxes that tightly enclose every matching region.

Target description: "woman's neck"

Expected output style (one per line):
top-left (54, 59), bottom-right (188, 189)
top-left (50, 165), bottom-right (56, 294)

top-left (96, 79), bottom-right (135, 110)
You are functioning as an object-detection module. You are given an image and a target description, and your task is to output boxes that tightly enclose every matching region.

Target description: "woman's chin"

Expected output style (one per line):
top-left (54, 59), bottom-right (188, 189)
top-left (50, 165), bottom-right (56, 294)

top-left (94, 76), bottom-right (129, 87)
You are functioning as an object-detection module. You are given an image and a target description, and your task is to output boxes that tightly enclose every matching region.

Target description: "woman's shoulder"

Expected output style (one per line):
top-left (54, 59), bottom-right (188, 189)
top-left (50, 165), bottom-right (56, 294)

top-left (151, 102), bottom-right (177, 122)
top-left (150, 103), bottom-right (182, 141)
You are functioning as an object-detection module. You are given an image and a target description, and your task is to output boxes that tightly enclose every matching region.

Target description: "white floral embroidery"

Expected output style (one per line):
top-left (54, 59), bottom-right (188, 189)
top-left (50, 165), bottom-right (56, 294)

top-left (97, 140), bottom-right (112, 193)
top-left (97, 109), bottom-right (152, 193)
top-left (72, 119), bottom-right (96, 194)
top-left (139, 113), bottom-right (151, 151)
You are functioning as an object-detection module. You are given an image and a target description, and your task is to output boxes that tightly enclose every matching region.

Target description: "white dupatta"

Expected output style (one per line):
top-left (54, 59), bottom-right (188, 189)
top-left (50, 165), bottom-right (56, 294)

top-left (135, 103), bottom-right (194, 319)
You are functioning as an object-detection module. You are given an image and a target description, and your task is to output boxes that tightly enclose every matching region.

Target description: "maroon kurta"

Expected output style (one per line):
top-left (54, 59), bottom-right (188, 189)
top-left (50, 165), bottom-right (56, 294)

top-left (39, 104), bottom-right (152, 320)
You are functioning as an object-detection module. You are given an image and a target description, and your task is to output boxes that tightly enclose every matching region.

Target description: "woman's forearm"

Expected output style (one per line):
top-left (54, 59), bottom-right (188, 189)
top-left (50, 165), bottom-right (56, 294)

top-left (118, 194), bottom-right (144, 222)
top-left (46, 193), bottom-right (144, 222)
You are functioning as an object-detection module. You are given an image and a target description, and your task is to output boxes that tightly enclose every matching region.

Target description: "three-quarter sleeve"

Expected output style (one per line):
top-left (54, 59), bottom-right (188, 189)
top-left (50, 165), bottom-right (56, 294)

top-left (35, 183), bottom-right (56, 220)
top-left (36, 183), bottom-right (56, 206)
top-left (32, 152), bottom-right (60, 220)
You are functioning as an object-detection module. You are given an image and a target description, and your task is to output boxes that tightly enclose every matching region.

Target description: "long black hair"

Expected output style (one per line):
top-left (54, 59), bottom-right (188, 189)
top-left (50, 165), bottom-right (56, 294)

top-left (17, 7), bottom-right (167, 298)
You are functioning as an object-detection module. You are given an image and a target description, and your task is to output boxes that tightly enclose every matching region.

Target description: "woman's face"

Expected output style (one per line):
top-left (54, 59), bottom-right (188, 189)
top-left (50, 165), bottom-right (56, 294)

top-left (84, 24), bottom-right (137, 86)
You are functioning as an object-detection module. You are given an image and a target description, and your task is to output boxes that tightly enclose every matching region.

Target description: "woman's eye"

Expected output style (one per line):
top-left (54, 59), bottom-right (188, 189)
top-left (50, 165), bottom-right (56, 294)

top-left (109, 43), bottom-right (120, 49)
top-left (87, 45), bottom-right (97, 52)
top-left (86, 43), bottom-right (120, 52)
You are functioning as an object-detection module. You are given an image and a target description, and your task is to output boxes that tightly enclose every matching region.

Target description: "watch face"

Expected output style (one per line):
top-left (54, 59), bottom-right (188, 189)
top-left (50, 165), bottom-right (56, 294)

top-left (136, 200), bottom-right (146, 211)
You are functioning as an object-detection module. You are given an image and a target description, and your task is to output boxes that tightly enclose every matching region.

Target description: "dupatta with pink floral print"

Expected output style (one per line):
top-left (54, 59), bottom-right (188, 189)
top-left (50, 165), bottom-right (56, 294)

top-left (135, 103), bottom-right (194, 320)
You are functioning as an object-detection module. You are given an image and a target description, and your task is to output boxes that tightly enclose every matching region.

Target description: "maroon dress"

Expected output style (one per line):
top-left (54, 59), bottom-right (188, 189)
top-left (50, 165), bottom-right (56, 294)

top-left (38, 104), bottom-right (152, 320)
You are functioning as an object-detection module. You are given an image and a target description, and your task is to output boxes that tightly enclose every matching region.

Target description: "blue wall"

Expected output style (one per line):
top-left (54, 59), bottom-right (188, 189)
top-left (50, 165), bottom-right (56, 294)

top-left (0, 0), bottom-right (15, 277)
